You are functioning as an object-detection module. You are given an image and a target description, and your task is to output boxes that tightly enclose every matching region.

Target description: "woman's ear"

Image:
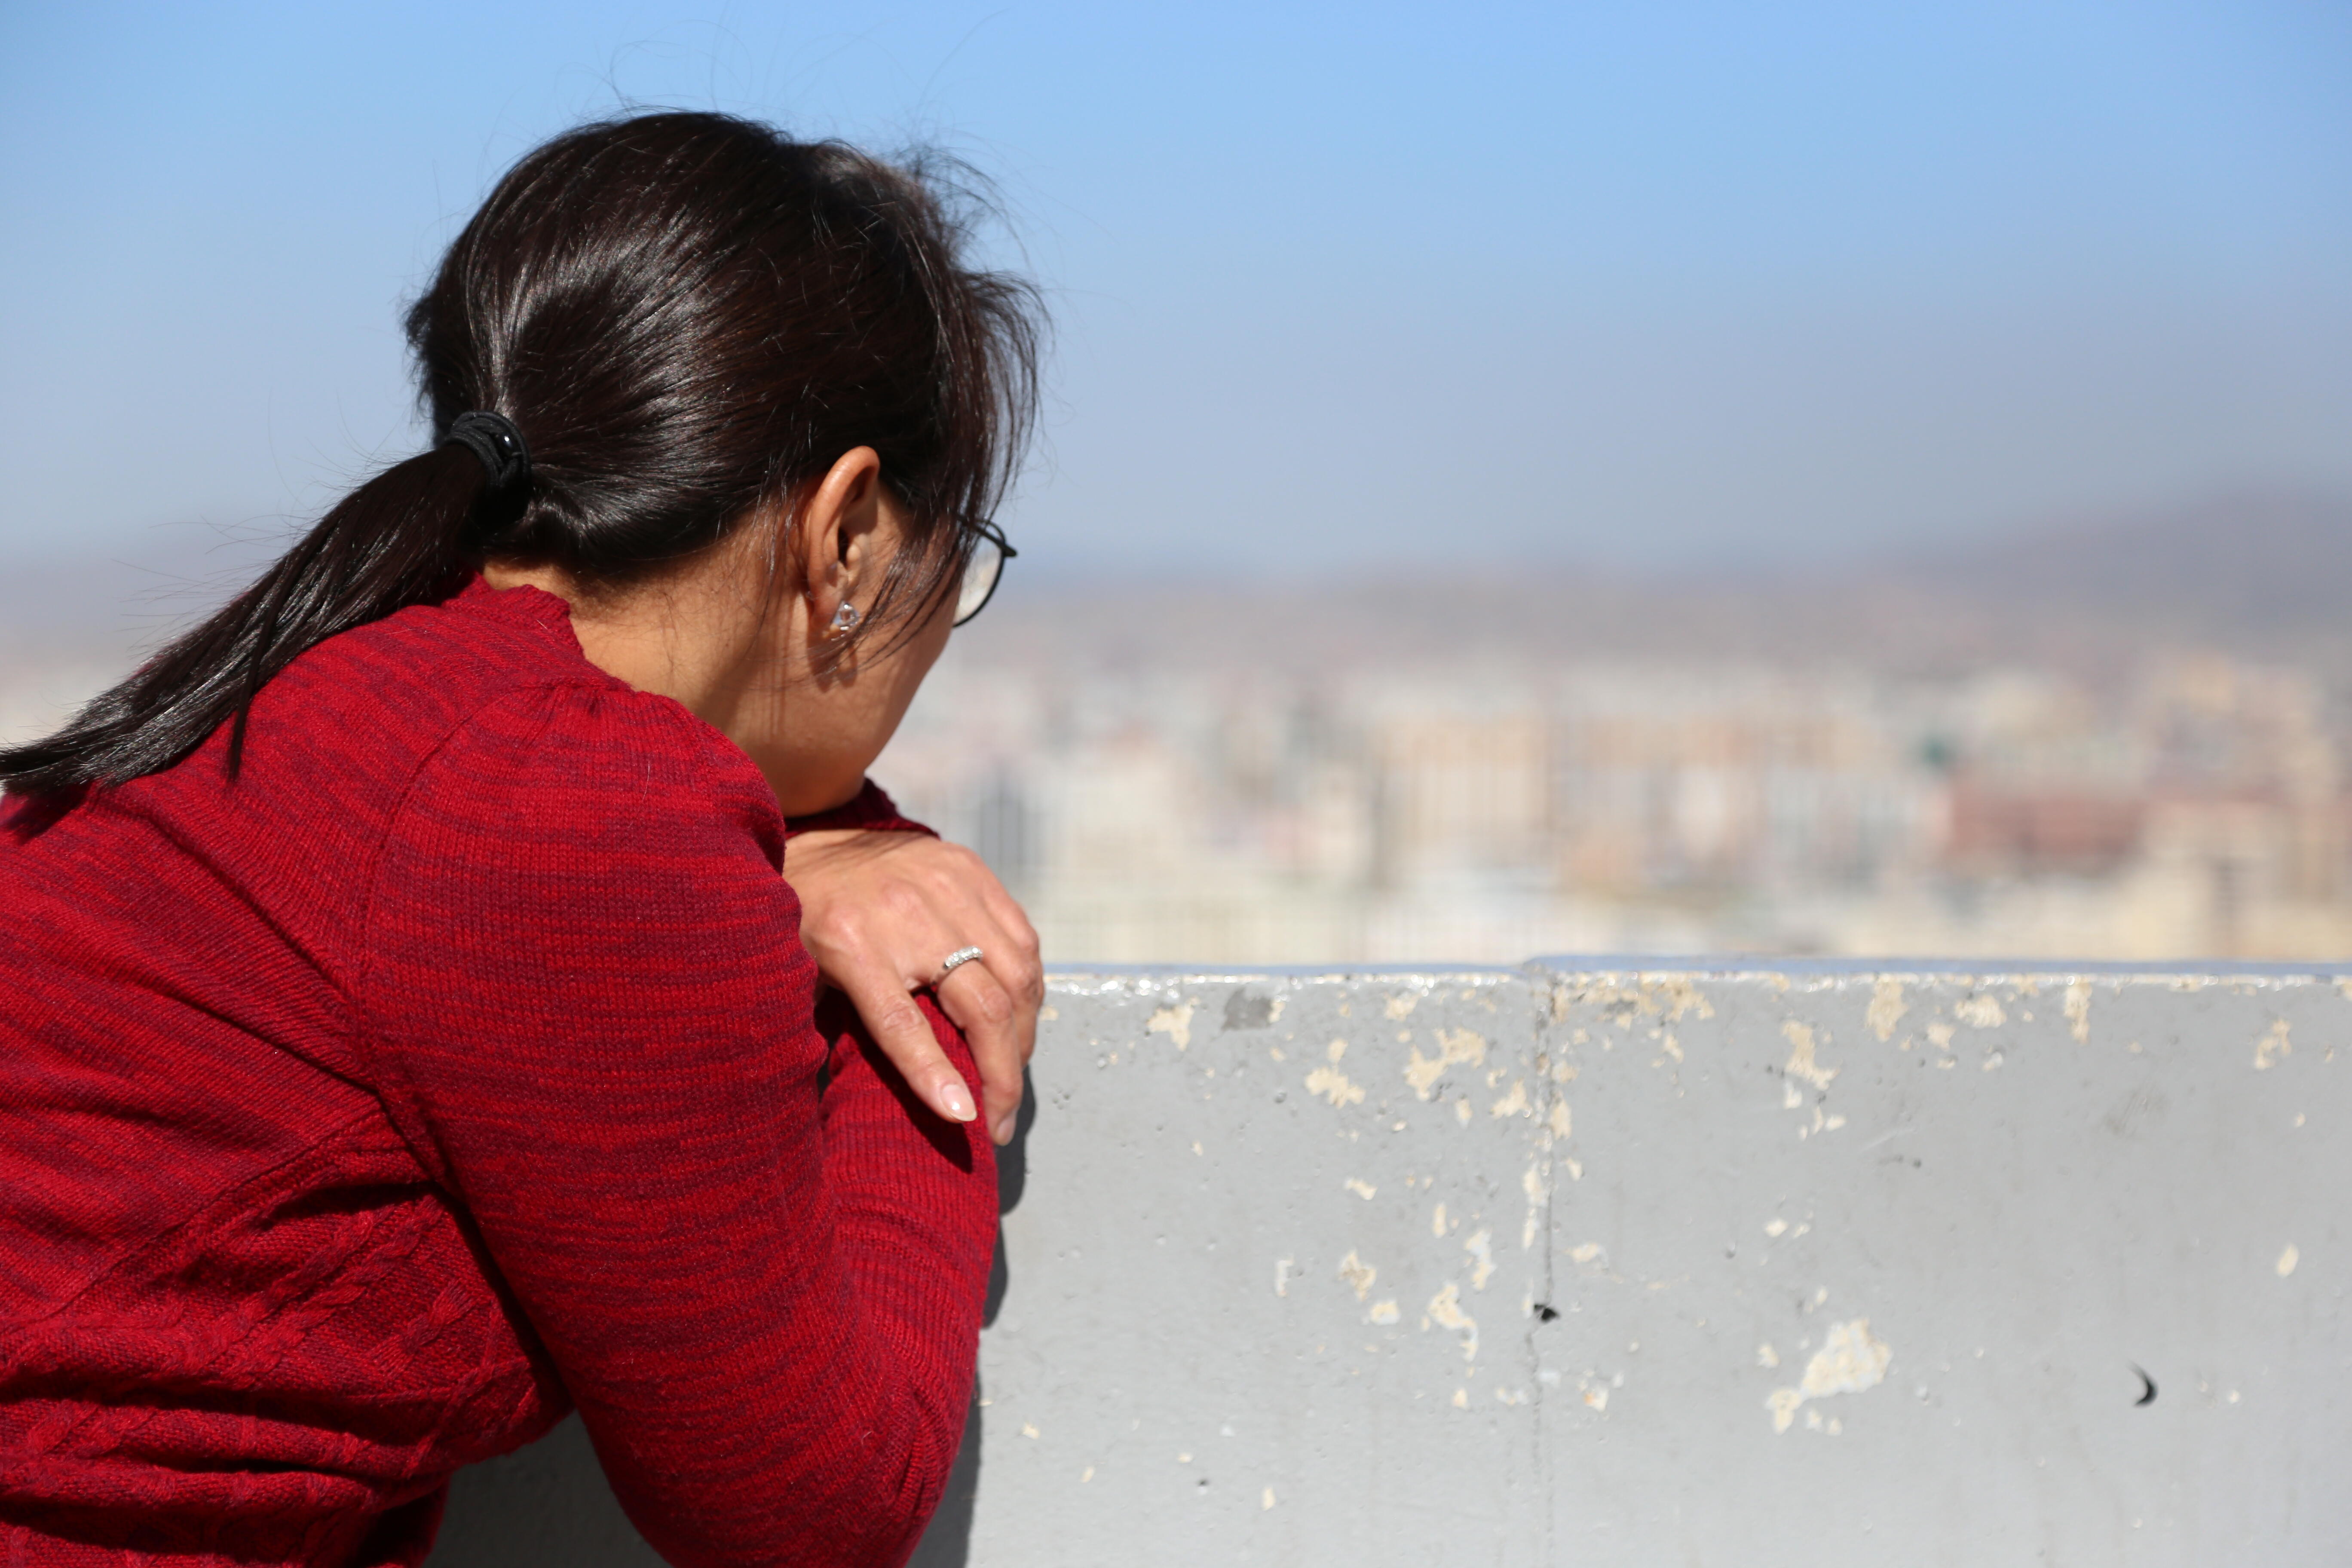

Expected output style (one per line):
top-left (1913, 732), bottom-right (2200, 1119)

top-left (795, 446), bottom-right (887, 631)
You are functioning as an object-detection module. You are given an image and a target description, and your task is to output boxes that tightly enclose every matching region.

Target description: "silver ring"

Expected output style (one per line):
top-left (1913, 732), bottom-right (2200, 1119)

top-left (937, 946), bottom-right (985, 980)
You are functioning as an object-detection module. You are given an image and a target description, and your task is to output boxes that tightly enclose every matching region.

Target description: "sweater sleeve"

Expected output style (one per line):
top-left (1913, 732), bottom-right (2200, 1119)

top-left (356, 681), bottom-right (995, 1568)
top-left (781, 777), bottom-right (936, 839)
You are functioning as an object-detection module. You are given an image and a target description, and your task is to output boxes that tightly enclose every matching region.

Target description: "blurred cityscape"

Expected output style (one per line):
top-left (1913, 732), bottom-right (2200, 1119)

top-left (4, 494), bottom-right (2347, 967)
top-left (877, 494), bottom-right (2352, 964)
top-left (883, 642), bottom-right (2349, 965)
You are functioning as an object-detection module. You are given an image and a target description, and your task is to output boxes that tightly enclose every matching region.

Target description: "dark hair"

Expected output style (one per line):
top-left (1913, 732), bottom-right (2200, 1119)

top-left (2, 111), bottom-right (1041, 795)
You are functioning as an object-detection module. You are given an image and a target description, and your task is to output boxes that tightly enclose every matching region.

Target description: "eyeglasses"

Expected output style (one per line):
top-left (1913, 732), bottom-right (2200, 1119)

top-left (952, 517), bottom-right (1017, 627)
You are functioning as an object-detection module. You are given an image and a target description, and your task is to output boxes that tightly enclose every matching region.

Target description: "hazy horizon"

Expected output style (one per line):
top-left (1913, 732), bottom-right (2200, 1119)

top-left (8, 488), bottom-right (2348, 682)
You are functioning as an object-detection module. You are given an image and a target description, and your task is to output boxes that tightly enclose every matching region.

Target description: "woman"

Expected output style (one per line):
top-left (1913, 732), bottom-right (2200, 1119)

top-left (0, 112), bottom-right (1044, 1565)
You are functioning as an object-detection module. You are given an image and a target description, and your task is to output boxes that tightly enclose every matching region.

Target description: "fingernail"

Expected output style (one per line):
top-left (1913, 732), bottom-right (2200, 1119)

top-left (992, 1115), bottom-right (1014, 1145)
top-left (938, 1080), bottom-right (976, 1122)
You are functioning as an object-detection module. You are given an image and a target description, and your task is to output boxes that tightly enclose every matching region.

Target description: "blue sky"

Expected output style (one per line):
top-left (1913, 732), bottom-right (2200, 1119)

top-left (2, 1), bottom-right (2346, 578)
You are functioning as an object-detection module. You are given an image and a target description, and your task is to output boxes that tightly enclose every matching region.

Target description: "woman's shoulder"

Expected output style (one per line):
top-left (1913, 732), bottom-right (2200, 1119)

top-left (281, 575), bottom-right (606, 729)
top-left (357, 585), bottom-right (781, 851)
top-left (403, 669), bottom-right (784, 850)
top-left (237, 576), bottom-right (783, 863)
top-left (279, 580), bottom-right (737, 766)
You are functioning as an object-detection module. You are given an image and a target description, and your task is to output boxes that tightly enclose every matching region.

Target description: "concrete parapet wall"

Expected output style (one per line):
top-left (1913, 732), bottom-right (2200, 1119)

top-left (433, 962), bottom-right (2350, 1566)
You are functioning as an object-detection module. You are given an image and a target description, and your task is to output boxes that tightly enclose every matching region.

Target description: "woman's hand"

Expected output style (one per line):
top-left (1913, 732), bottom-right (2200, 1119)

top-left (782, 829), bottom-right (1042, 1145)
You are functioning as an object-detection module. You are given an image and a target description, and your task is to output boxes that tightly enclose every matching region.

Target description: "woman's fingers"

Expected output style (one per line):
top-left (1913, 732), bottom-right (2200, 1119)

top-left (827, 948), bottom-right (978, 1127)
top-left (935, 958), bottom-right (1024, 1144)
top-left (904, 844), bottom-right (1037, 1142)
top-left (781, 826), bottom-right (1041, 1142)
top-left (972, 879), bottom-right (1045, 1069)
top-left (937, 873), bottom-right (1040, 1140)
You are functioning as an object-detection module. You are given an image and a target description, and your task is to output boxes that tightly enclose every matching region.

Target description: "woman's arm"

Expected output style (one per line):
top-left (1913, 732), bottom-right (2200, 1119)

top-left (782, 788), bottom-right (1042, 1146)
top-left (358, 685), bottom-right (994, 1567)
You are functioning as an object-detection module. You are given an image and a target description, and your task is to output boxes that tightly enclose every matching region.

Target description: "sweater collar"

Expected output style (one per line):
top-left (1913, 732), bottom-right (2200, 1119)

top-left (451, 573), bottom-right (583, 650)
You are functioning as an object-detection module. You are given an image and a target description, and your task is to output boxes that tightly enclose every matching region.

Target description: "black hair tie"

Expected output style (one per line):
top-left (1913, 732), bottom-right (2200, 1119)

top-left (442, 411), bottom-right (532, 492)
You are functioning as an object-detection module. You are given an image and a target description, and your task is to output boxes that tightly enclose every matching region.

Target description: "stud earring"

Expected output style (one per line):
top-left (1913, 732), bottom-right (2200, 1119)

top-left (831, 601), bottom-right (862, 633)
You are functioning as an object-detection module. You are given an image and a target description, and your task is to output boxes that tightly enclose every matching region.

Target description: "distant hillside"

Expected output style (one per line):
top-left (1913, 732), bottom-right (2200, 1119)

top-left (1881, 490), bottom-right (2352, 665)
top-left (5, 491), bottom-right (2346, 684)
top-left (959, 490), bottom-right (2352, 680)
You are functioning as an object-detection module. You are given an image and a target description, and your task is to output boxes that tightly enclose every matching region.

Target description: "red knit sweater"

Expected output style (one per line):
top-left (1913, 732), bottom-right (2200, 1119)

top-left (0, 579), bottom-right (996, 1566)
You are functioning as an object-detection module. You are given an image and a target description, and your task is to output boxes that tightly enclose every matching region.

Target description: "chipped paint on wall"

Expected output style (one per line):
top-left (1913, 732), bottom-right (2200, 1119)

top-left (1491, 1080), bottom-right (1530, 1118)
top-left (1366, 1299), bottom-right (1400, 1325)
top-left (1345, 1178), bottom-right (1377, 1200)
top-left (1953, 994), bottom-right (2007, 1030)
top-left (1553, 974), bottom-right (1718, 1029)
top-left (1767, 1318), bottom-right (1892, 1433)
top-left (1464, 1230), bottom-right (1495, 1291)
top-left (1782, 1021), bottom-right (1837, 1092)
top-left (2256, 1019), bottom-right (2292, 1071)
top-left (1404, 1027), bottom-right (1488, 1100)
top-left (1651, 976), bottom-right (1716, 1024)
top-left (1868, 979), bottom-right (1908, 1042)
top-left (1426, 1282), bottom-right (1479, 1361)
top-left (1305, 1066), bottom-right (1366, 1107)
top-left (1385, 992), bottom-right (1419, 1020)
top-left (1337, 1250), bottom-right (1377, 1300)
top-left (1146, 1001), bottom-right (1194, 1050)
top-left (2277, 1243), bottom-right (2300, 1277)
top-left (2065, 981), bottom-right (2093, 1044)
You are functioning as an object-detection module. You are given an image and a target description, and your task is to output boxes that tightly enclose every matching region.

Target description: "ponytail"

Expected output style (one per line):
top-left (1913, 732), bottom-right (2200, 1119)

top-left (0, 439), bottom-right (506, 793)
